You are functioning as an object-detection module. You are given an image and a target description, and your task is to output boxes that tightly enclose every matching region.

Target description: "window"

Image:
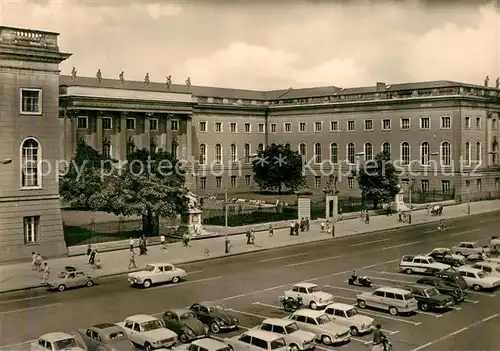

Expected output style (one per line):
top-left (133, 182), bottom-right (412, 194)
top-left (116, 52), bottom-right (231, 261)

top-left (347, 143), bottom-right (355, 164)
top-left (330, 143), bottom-right (338, 163)
top-left (199, 121), bottom-right (207, 132)
top-left (244, 144), bottom-right (251, 163)
top-left (299, 122), bottom-right (306, 132)
top-left (126, 118), bottom-right (135, 130)
top-left (421, 180), bottom-right (429, 193)
top-left (215, 122), bottom-right (223, 132)
top-left (364, 120), bottom-right (373, 131)
top-left (476, 142), bottom-right (482, 163)
top-left (270, 123), bottom-right (277, 133)
top-left (102, 117), bottom-right (113, 130)
top-left (420, 142), bottom-right (430, 165)
top-left (364, 143), bottom-right (373, 161)
top-left (103, 142), bottom-right (112, 158)
top-left (401, 118), bottom-right (410, 130)
top-left (230, 144), bottom-right (237, 163)
top-left (382, 142), bottom-right (391, 156)
top-left (230, 122), bottom-right (237, 133)
top-left (464, 142), bottom-right (471, 166)
top-left (420, 117), bottom-right (430, 129)
top-left (258, 123), bottom-right (265, 133)
top-left (495, 177), bottom-right (499, 189)
top-left (347, 120), bottom-right (355, 131)
top-left (258, 143), bottom-right (264, 151)
top-left (314, 122), bottom-right (322, 132)
top-left (400, 142), bottom-right (410, 165)
top-left (215, 144), bottom-right (222, 164)
top-left (200, 177), bottom-right (206, 189)
top-left (476, 117), bottom-right (481, 128)
top-left (260, 324), bottom-right (272, 332)
top-left (216, 177), bottom-right (222, 189)
top-left (299, 143), bottom-right (307, 161)
top-left (284, 123), bottom-right (292, 133)
top-left (245, 175), bottom-right (251, 186)
top-left (77, 117), bottom-right (88, 129)
top-left (21, 138), bottom-right (41, 188)
top-left (382, 119), bottom-right (391, 130)
top-left (171, 142), bottom-right (178, 158)
top-left (477, 179), bottom-right (482, 191)
top-left (230, 176), bottom-right (237, 187)
top-left (315, 176), bottom-right (321, 188)
top-left (441, 180), bottom-right (450, 194)
top-left (244, 123), bottom-right (251, 133)
top-left (149, 118), bottom-right (158, 131)
top-left (347, 177), bottom-right (355, 190)
top-left (199, 144), bottom-right (207, 165)
top-left (330, 121), bottom-right (339, 131)
top-left (24, 216), bottom-right (40, 244)
top-left (20, 89), bottom-right (42, 114)
top-left (441, 116), bottom-right (451, 129)
top-left (465, 117), bottom-right (471, 128)
top-left (171, 120), bottom-right (179, 131)
top-left (314, 143), bottom-right (322, 164)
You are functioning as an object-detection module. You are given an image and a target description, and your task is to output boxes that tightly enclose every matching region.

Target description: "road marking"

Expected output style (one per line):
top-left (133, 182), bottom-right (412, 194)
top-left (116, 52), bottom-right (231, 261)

top-left (263, 284), bottom-right (290, 292)
top-left (0, 340), bottom-right (35, 348)
top-left (253, 301), bottom-right (283, 310)
top-left (285, 255), bottom-right (342, 267)
top-left (417, 310), bottom-right (442, 318)
top-left (480, 218), bottom-right (497, 223)
top-left (482, 313), bottom-right (499, 322)
top-left (424, 226), bottom-right (456, 233)
top-left (0, 302), bottom-right (62, 315)
top-left (360, 259), bottom-right (399, 269)
top-left (148, 276), bottom-right (223, 290)
top-left (303, 270), bottom-right (353, 282)
top-left (351, 239), bottom-right (389, 247)
top-left (0, 295), bottom-right (46, 304)
top-left (451, 229), bottom-right (480, 236)
top-left (450, 306), bottom-right (462, 310)
top-left (357, 310), bottom-right (422, 325)
top-left (189, 270), bottom-right (205, 274)
top-left (382, 241), bottom-right (422, 250)
top-left (260, 253), bottom-right (307, 262)
top-left (464, 299), bottom-right (479, 304)
top-left (379, 271), bottom-right (418, 277)
top-left (324, 285), bottom-right (366, 294)
top-left (228, 308), bottom-right (268, 319)
top-left (468, 290), bottom-right (496, 297)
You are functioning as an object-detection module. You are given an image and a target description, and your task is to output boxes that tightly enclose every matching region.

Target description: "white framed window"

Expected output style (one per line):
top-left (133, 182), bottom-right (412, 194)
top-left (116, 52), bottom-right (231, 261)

top-left (330, 120), bottom-right (339, 131)
top-left (245, 175), bottom-right (251, 186)
top-left (314, 176), bottom-right (321, 188)
top-left (299, 122), bottom-right (307, 132)
top-left (441, 180), bottom-right (451, 194)
top-left (464, 141), bottom-right (471, 166)
top-left (401, 118), bottom-right (410, 130)
top-left (230, 143), bottom-right (237, 163)
top-left (199, 121), bottom-right (207, 132)
top-left (330, 143), bottom-right (338, 163)
top-left (149, 118), bottom-right (158, 131)
top-left (465, 117), bottom-right (471, 129)
top-left (314, 143), bottom-right (322, 164)
top-left (420, 117), bottom-right (430, 129)
top-left (216, 177), bottom-right (222, 189)
top-left (364, 119), bottom-right (373, 131)
top-left (21, 138), bottom-right (41, 189)
top-left (420, 142), bottom-right (430, 165)
top-left (230, 175), bottom-right (237, 188)
top-left (441, 116), bottom-right (451, 129)
top-left (364, 142), bottom-right (373, 161)
top-left (215, 144), bottom-right (223, 164)
top-left (77, 116), bottom-right (88, 129)
top-left (244, 123), bottom-right (251, 133)
top-left (171, 119), bottom-right (179, 131)
top-left (299, 143), bottom-right (307, 162)
top-left (215, 122), bottom-right (223, 132)
top-left (20, 89), bottom-right (42, 115)
top-left (476, 117), bottom-right (481, 129)
top-left (244, 144), bottom-right (251, 163)
top-left (421, 180), bottom-right (429, 193)
top-left (126, 118), bottom-right (136, 130)
top-left (103, 143), bottom-right (112, 158)
top-left (382, 119), bottom-right (391, 131)
top-left (200, 177), bottom-right (206, 189)
top-left (314, 121), bottom-right (323, 132)
top-left (258, 123), bottom-right (265, 133)
top-left (24, 216), bottom-right (40, 244)
top-left (230, 122), bottom-right (238, 133)
top-left (400, 142), bottom-right (410, 165)
top-left (382, 142), bottom-right (391, 156)
top-left (284, 123), bottom-right (292, 133)
top-left (347, 177), bottom-right (355, 190)
top-left (347, 143), bottom-right (355, 164)
top-left (270, 123), bottom-right (277, 133)
top-left (102, 117), bottom-right (113, 130)
top-left (475, 141), bottom-right (482, 164)
top-left (199, 144), bottom-right (207, 165)
top-left (347, 120), bottom-right (355, 131)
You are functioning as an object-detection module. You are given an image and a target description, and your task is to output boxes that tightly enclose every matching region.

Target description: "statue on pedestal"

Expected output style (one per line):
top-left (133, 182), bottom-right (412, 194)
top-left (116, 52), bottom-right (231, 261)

top-left (485, 76), bottom-right (490, 87)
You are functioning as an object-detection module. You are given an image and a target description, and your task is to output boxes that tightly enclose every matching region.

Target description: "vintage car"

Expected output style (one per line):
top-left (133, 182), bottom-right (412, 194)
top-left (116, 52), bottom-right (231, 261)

top-left (256, 318), bottom-right (316, 351)
top-left (471, 262), bottom-right (500, 277)
top-left (284, 283), bottom-right (334, 310)
top-left (162, 309), bottom-right (210, 343)
top-left (287, 309), bottom-right (350, 345)
top-left (128, 263), bottom-right (187, 288)
top-left (404, 284), bottom-right (454, 311)
top-left (189, 302), bottom-right (239, 333)
top-left (172, 338), bottom-right (232, 351)
top-left (31, 332), bottom-right (86, 351)
top-left (427, 248), bottom-right (466, 267)
top-left (450, 242), bottom-right (490, 258)
top-left (416, 276), bottom-right (468, 303)
top-left (356, 287), bottom-right (418, 316)
top-left (118, 314), bottom-right (177, 350)
top-left (457, 266), bottom-right (500, 291)
top-left (73, 323), bottom-right (135, 351)
top-left (46, 267), bottom-right (96, 292)
top-left (323, 303), bottom-right (374, 335)
top-left (399, 255), bottom-right (450, 275)
top-left (224, 330), bottom-right (289, 351)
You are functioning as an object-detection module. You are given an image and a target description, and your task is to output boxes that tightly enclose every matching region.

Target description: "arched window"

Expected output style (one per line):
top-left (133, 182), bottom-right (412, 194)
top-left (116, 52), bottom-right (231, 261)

top-left (171, 141), bottom-right (178, 159)
top-left (400, 142), bottom-right (410, 165)
top-left (441, 141), bottom-right (451, 166)
top-left (464, 142), bottom-right (471, 166)
top-left (314, 143), bottom-right (322, 164)
top-left (230, 144), bottom-right (237, 163)
top-left (215, 143), bottom-right (222, 164)
top-left (258, 143), bottom-right (264, 151)
top-left (382, 142), bottom-right (391, 156)
top-left (284, 143), bottom-right (291, 149)
top-left (244, 143), bottom-right (251, 163)
top-left (21, 138), bottom-right (41, 188)
top-left (347, 143), bottom-right (355, 164)
top-left (199, 144), bottom-right (207, 165)
top-left (271, 143), bottom-right (276, 148)
top-left (299, 143), bottom-right (307, 162)
top-left (476, 141), bottom-right (482, 163)
top-left (364, 143), bottom-right (373, 161)
top-left (330, 143), bottom-right (338, 164)
top-left (420, 142), bottom-right (430, 165)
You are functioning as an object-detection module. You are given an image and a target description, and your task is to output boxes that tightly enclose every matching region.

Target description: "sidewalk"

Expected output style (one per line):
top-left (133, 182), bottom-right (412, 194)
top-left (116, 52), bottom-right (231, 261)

top-left (1, 199), bottom-right (499, 293)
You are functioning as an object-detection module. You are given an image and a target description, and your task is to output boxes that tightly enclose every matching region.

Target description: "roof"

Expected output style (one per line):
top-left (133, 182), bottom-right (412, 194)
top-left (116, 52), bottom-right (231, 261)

top-left (325, 303), bottom-right (356, 310)
top-left (375, 287), bottom-right (412, 294)
top-left (39, 332), bottom-right (74, 342)
top-left (405, 284), bottom-right (436, 290)
top-left (145, 263), bottom-right (172, 267)
top-left (414, 255), bottom-right (433, 259)
top-left (0, 25), bottom-right (59, 35)
top-left (292, 309), bottom-right (325, 318)
top-left (192, 338), bottom-right (229, 350)
top-left (125, 314), bottom-right (159, 323)
top-left (243, 329), bottom-right (285, 341)
top-left (93, 323), bottom-right (120, 330)
top-left (293, 282), bottom-right (318, 288)
top-left (262, 318), bottom-right (295, 327)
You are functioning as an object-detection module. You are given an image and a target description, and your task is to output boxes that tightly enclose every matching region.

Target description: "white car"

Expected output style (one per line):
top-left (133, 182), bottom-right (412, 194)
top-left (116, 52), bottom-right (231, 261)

top-left (323, 303), bottom-right (374, 336)
top-left (284, 283), bottom-right (334, 310)
top-left (399, 255), bottom-right (450, 274)
top-left (128, 263), bottom-right (187, 288)
top-left (118, 314), bottom-right (177, 349)
top-left (31, 332), bottom-right (86, 351)
top-left (470, 262), bottom-right (500, 277)
top-left (173, 338), bottom-right (232, 351)
top-left (457, 267), bottom-right (500, 291)
top-left (256, 318), bottom-right (316, 351)
top-left (224, 330), bottom-right (289, 351)
top-left (451, 242), bottom-right (490, 258)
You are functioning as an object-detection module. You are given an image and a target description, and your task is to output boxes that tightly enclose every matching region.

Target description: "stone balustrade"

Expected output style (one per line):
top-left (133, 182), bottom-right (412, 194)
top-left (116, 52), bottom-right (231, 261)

top-left (0, 26), bottom-right (58, 49)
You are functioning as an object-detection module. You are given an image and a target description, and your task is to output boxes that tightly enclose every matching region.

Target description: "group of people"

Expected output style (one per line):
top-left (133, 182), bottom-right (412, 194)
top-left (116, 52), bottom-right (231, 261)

top-left (32, 252), bottom-right (50, 283)
top-left (360, 210), bottom-right (371, 224)
top-left (85, 246), bottom-right (102, 269)
top-left (289, 217), bottom-right (310, 235)
top-left (319, 219), bottom-right (335, 235)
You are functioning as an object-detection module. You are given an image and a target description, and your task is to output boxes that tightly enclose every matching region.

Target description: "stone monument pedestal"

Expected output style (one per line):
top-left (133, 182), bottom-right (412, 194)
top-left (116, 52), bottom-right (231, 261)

top-left (323, 192), bottom-right (338, 220)
top-left (392, 188), bottom-right (409, 212)
top-left (174, 208), bottom-right (203, 238)
top-left (296, 191), bottom-right (312, 221)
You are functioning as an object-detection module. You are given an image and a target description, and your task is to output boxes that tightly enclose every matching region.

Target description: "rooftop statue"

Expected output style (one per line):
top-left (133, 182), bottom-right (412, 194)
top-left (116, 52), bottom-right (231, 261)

top-left (144, 73), bottom-right (150, 86)
top-left (71, 66), bottom-right (77, 82)
top-left (496, 77), bottom-right (499, 89)
top-left (166, 75), bottom-right (172, 89)
top-left (186, 77), bottom-right (191, 90)
top-left (119, 71), bottom-right (125, 84)
top-left (485, 75), bottom-right (489, 87)
top-left (96, 69), bottom-right (102, 84)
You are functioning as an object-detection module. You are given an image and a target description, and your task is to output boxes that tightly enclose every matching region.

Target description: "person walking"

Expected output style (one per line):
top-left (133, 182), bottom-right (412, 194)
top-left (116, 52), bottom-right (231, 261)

top-left (32, 252), bottom-right (38, 271)
top-left (320, 221), bottom-right (325, 233)
top-left (128, 249), bottom-right (137, 270)
top-left (365, 211), bottom-right (370, 224)
top-left (41, 262), bottom-right (50, 284)
top-left (294, 221), bottom-right (300, 235)
top-left (129, 237), bottom-right (134, 251)
top-left (289, 221), bottom-right (295, 236)
top-left (160, 234), bottom-right (167, 251)
top-left (268, 224), bottom-right (274, 237)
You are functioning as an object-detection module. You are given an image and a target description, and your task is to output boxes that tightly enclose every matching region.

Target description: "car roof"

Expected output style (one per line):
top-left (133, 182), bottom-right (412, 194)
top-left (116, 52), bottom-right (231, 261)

top-left (458, 266), bottom-right (482, 273)
top-left (405, 284), bottom-right (435, 290)
top-left (167, 308), bottom-right (192, 315)
top-left (145, 263), bottom-right (173, 267)
top-left (325, 303), bottom-right (355, 310)
top-left (293, 309), bottom-right (325, 318)
top-left (243, 330), bottom-right (285, 341)
top-left (413, 255), bottom-right (433, 259)
top-left (459, 241), bottom-right (476, 244)
top-left (93, 323), bottom-right (120, 330)
top-left (192, 338), bottom-right (229, 349)
top-left (262, 318), bottom-right (294, 327)
top-left (39, 332), bottom-right (74, 342)
top-left (126, 314), bottom-right (159, 323)
top-left (293, 282), bottom-right (318, 288)
top-left (375, 287), bottom-right (412, 294)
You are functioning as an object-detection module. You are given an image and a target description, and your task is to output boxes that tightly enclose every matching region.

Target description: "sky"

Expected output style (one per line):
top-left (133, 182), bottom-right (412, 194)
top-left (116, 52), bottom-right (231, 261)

top-left (1, 0), bottom-right (500, 90)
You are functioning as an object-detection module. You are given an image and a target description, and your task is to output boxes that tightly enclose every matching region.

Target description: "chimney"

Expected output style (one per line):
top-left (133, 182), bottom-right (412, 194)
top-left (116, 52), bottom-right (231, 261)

top-left (376, 82), bottom-right (386, 92)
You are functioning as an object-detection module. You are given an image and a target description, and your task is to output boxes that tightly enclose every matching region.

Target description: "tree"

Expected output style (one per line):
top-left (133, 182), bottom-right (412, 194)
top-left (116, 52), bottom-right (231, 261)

top-left (356, 151), bottom-right (401, 208)
top-left (252, 143), bottom-right (305, 194)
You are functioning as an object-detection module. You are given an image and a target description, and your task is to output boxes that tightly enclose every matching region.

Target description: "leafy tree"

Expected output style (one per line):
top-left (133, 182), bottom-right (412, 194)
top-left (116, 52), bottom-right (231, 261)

top-left (356, 151), bottom-right (401, 208)
top-left (252, 143), bottom-right (305, 194)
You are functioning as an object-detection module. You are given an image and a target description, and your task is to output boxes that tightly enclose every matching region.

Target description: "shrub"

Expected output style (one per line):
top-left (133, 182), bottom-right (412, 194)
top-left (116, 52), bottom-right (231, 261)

top-left (203, 208), bottom-right (297, 226)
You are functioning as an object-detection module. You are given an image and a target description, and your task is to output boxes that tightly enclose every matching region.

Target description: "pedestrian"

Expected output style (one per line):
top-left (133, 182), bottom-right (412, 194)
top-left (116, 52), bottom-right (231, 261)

top-left (326, 222), bottom-right (332, 236)
top-left (294, 221), bottom-right (300, 236)
top-left (398, 210), bottom-right (402, 222)
top-left (408, 213), bottom-right (412, 224)
top-left (365, 211), bottom-right (370, 224)
top-left (41, 262), bottom-right (50, 284)
top-left (250, 228), bottom-right (255, 244)
top-left (300, 218), bottom-right (305, 232)
top-left (129, 237), bottom-right (134, 251)
top-left (246, 229), bottom-right (252, 244)
top-left (160, 234), bottom-right (167, 251)
top-left (338, 208), bottom-right (343, 220)
top-left (89, 249), bottom-right (96, 266)
top-left (183, 233), bottom-right (191, 247)
top-left (320, 221), bottom-right (325, 233)
top-left (268, 224), bottom-right (274, 237)
top-left (426, 205), bottom-right (430, 216)
top-left (31, 252), bottom-right (38, 271)
top-left (289, 221), bottom-right (295, 236)
top-left (128, 249), bottom-right (137, 270)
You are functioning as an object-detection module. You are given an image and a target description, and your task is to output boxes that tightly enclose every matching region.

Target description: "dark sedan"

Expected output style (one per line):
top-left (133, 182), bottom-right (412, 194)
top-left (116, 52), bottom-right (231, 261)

top-left (163, 309), bottom-right (209, 343)
top-left (427, 248), bottom-right (465, 267)
top-left (73, 323), bottom-right (135, 351)
top-left (190, 302), bottom-right (239, 333)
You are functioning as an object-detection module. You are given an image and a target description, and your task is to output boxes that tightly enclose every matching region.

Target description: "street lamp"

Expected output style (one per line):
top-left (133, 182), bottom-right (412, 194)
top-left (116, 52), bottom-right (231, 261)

top-left (1, 158), bottom-right (12, 164)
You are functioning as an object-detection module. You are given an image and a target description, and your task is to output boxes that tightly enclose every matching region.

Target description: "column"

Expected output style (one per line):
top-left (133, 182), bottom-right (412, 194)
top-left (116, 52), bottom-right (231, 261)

top-left (71, 113), bottom-right (77, 157)
top-left (179, 115), bottom-right (188, 161)
top-left (143, 113), bottom-right (150, 150)
top-left (96, 112), bottom-right (103, 152)
top-left (119, 113), bottom-right (127, 161)
top-left (486, 113), bottom-right (492, 166)
top-left (184, 115), bottom-right (195, 189)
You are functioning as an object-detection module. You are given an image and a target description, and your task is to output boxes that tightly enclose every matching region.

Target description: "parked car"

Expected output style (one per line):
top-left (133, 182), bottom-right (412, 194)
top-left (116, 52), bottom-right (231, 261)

top-left (118, 314), bottom-right (177, 350)
top-left (470, 262), bottom-right (500, 277)
top-left (457, 266), bottom-right (500, 291)
top-left (284, 283), bottom-right (334, 310)
top-left (162, 309), bottom-right (210, 343)
top-left (46, 268), bottom-right (96, 292)
top-left (73, 323), bottom-right (135, 351)
top-left (416, 276), bottom-right (468, 303)
top-left (256, 318), bottom-right (316, 351)
top-left (427, 248), bottom-right (466, 267)
top-left (173, 338), bottom-right (232, 351)
top-left (323, 303), bottom-right (374, 336)
top-left (450, 242), bottom-right (490, 258)
top-left (189, 302), bottom-right (239, 333)
top-left (356, 287), bottom-right (418, 316)
top-left (128, 263), bottom-right (187, 288)
top-left (31, 333), bottom-right (86, 351)
top-left (286, 309), bottom-right (350, 346)
top-left (399, 255), bottom-right (450, 274)
top-left (224, 330), bottom-right (289, 351)
top-left (434, 269), bottom-right (469, 291)
top-left (404, 284), bottom-right (454, 311)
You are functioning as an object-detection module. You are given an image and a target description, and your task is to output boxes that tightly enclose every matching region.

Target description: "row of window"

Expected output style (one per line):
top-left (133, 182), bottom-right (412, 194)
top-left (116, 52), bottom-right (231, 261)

top-left (76, 116), bottom-right (178, 132)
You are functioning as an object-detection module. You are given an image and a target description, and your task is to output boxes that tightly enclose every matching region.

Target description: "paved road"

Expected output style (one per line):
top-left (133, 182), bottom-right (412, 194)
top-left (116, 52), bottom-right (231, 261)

top-left (1, 211), bottom-right (499, 351)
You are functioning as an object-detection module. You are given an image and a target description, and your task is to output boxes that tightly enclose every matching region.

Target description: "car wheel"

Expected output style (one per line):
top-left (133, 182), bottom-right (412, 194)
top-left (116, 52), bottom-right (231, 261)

top-left (143, 280), bottom-right (152, 288)
top-left (211, 322), bottom-right (220, 333)
top-left (144, 342), bottom-right (152, 351)
top-left (357, 300), bottom-right (366, 308)
top-left (388, 306), bottom-right (398, 316)
top-left (86, 280), bottom-right (94, 287)
top-left (419, 303), bottom-right (429, 311)
top-left (321, 335), bottom-right (332, 345)
top-left (405, 268), bottom-right (413, 274)
top-left (472, 284), bottom-right (482, 291)
top-left (179, 333), bottom-right (188, 343)
top-left (289, 344), bottom-right (299, 351)
top-left (350, 326), bottom-right (359, 336)
top-left (57, 284), bottom-right (66, 292)
top-left (309, 301), bottom-right (318, 310)
top-left (172, 276), bottom-right (180, 283)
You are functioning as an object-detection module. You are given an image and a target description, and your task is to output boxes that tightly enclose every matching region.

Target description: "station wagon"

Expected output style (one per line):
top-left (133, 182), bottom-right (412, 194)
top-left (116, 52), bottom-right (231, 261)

top-left (356, 287), bottom-right (418, 316)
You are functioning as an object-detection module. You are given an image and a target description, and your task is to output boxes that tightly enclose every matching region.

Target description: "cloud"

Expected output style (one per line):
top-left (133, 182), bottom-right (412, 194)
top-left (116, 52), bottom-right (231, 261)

top-left (135, 3), bottom-right (183, 19)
